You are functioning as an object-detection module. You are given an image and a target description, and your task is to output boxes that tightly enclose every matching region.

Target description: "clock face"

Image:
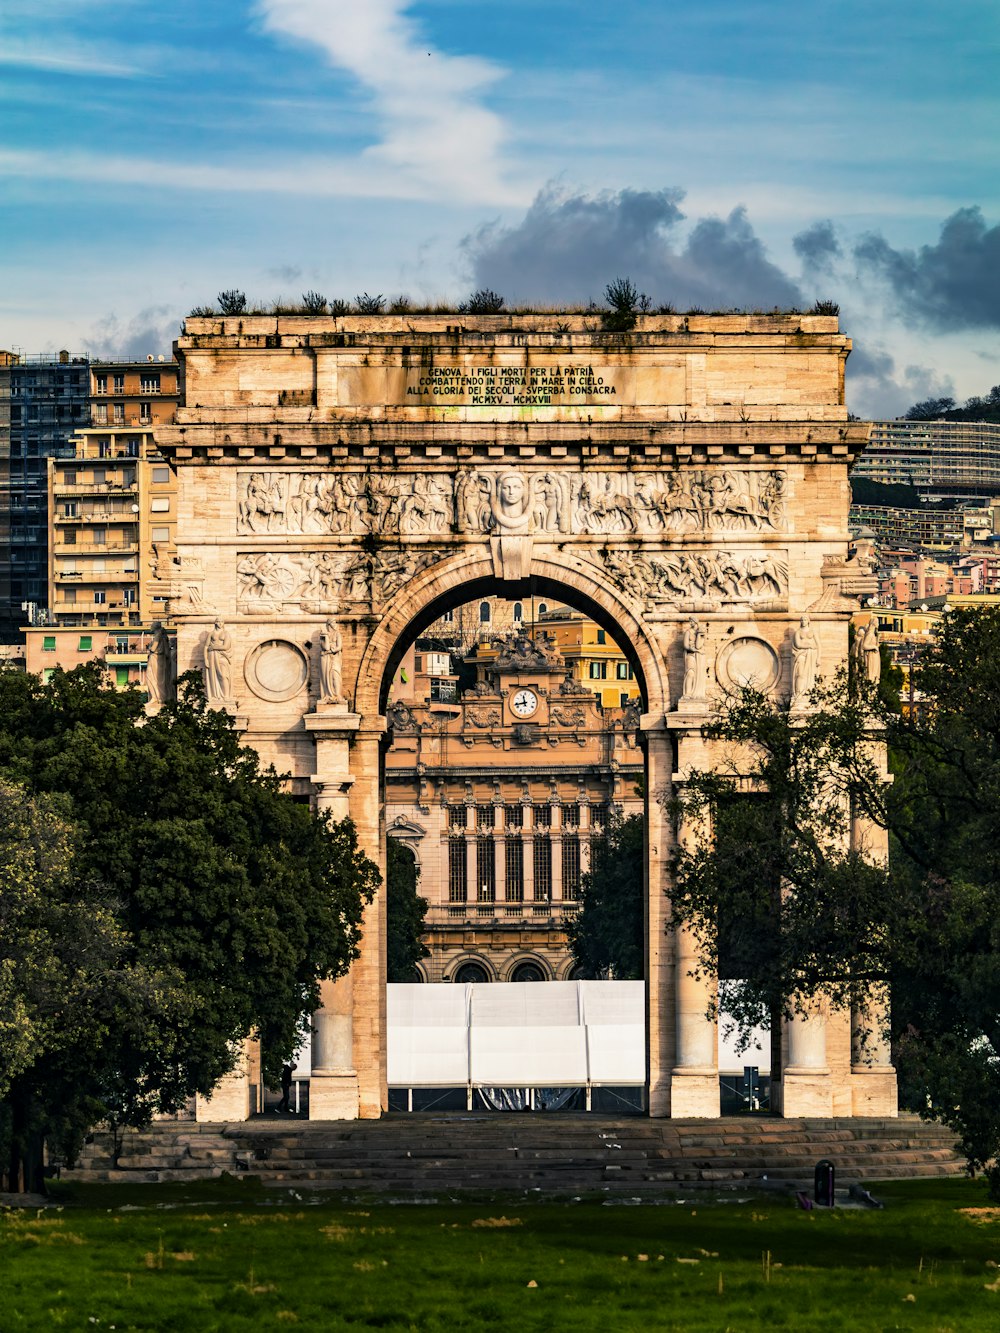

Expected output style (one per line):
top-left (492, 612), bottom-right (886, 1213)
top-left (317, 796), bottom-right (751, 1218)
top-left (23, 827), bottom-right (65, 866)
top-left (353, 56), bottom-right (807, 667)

top-left (510, 688), bottom-right (539, 718)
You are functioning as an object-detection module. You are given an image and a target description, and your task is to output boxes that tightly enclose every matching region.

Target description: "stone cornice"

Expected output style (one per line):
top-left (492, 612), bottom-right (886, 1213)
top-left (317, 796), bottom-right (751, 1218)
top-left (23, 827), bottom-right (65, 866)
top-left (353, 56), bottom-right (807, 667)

top-left (158, 420), bottom-right (870, 467)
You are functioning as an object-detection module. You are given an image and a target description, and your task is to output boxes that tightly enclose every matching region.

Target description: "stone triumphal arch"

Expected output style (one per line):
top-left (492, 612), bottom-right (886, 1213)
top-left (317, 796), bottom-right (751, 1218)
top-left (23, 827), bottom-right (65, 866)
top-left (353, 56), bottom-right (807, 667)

top-left (157, 311), bottom-right (896, 1122)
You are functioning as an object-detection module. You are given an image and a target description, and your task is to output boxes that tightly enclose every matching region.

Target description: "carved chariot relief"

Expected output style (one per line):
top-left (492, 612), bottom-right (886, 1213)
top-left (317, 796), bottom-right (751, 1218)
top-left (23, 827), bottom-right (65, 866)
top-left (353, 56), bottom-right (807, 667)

top-left (236, 548), bottom-right (449, 612)
top-left (598, 548), bottom-right (789, 609)
top-left (236, 468), bottom-right (786, 539)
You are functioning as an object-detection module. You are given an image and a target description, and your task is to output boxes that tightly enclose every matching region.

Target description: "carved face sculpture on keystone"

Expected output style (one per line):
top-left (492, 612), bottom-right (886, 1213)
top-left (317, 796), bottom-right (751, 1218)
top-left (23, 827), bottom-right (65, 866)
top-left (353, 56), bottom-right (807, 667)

top-left (494, 471), bottom-right (532, 531)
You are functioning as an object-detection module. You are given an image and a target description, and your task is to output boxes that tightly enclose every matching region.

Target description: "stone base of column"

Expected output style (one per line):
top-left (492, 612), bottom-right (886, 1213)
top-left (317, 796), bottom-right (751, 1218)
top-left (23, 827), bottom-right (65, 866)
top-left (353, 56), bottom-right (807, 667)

top-left (195, 1069), bottom-right (251, 1123)
top-left (669, 1069), bottom-right (720, 1118)
top-left (850, 1068), bottom-right (898, 1117)
top-left (774, 1068), bottom-right (832, 1118)
top-left (648, 1076), bottom-right (672, 1119)
top-left (309, 1071), bottom-right (360, 1121)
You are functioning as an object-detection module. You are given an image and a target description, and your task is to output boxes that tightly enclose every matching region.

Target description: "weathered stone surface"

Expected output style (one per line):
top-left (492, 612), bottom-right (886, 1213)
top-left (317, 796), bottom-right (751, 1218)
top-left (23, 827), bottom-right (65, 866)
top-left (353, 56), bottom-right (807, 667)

top-left (158, 314), bottom-right (890, 1123)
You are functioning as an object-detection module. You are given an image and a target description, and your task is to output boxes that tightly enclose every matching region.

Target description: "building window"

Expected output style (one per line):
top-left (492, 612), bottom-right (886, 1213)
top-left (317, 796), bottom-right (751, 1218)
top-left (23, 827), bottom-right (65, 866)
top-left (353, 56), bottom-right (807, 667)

top-left (504, 803), bottom-right (523, 829)
top-left (62, 502), bottom-right (78, 518)
top-left (505, 837), bottom-right (523, 901)
top-left (448, 805), bottom-right (467, 831)
top-left (112, 404), bottom-right (124, 424)
top-left (562, 837), bottom-right (581, 900)
top-left (113, 375), bottom-right (124, 393)
top-left (62, 589), bottom-right (76, 605)
top-left (533, 805), bottom-right (552, 829)
top-left (477, 837), bottom-right (495, 902)
top-left (563, 804), bottom-right (580, 828)
top-left (93, 404), bottom-right (107, 424)
top-left (597, 629), bottom-right (606, 644)
top-left (78, 636), bottom-right (92, 651)
top-left (95, 375), bottom-right (107, 394)
top-left (538, 602), bottom-right (548, 614)
top-left (513, 602), bottom-right (523, 621)
top-left (123, 589), bottom-right (136, 606)
top-left (589, 661), bottom-right (608, 679)
top-left (93, 591), bottom-right (106, 605)
top-left (151, 498), bottom-right (170, 513)
top-left (479, 601), bottom-right (490, 623)
top-left (115, 667), bottom-right (130, 687)
top-left (448, 838), bottom-right (467, 903)
top-left (151, 467), bottom-right (169, 484)
top-left (592, 804), bottom-right (609, 829)
top-left (533, 837), bottom-right (552, 902)
top-left (616, 661), bottom-right (631, 679)
top-left (441, 609), bottom-right (454, 623)
top-left (140, 374), bottom-right (160, 394)
top-left (139, 403), bottom-right (152, 424)
top-left (152, 526), bottom-right (170, 542)
top-left (476, 804), bottom-right (494, 830)
top-left (42, 635), bottom-right (56, 652)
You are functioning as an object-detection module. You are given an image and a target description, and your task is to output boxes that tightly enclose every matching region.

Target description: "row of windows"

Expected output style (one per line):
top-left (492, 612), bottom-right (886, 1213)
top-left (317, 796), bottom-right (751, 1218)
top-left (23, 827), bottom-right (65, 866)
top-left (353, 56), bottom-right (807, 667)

top-left (94, 374), bottom-right (166, 394)
top-left (447, 835), bottom-right (583, 903)
top-left (42, 633), bottom-right (139, 653)
top-left (588, 660), bottom-right (633, 679)
top-left (448, 803), bottom-right (600, 830)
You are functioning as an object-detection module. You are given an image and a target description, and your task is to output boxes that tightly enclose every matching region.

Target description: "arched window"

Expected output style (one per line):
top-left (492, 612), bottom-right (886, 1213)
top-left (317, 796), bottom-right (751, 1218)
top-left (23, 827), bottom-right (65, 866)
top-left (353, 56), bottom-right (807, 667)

top-left (510, 960), bottom-right (546, 983)
top-left (513, 602), bottom-right (523, 622)
top-left (454, 960), bottom-right (490, 984)
top-left (538, 602), bottom-right (548, 615)
top-left (479, 601), bottom-right (491, 623)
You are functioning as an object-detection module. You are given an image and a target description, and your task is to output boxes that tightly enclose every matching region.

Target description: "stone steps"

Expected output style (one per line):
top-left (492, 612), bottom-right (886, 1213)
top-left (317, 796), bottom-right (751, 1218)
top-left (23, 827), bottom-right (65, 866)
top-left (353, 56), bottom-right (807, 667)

top-left (62, 1115), bottom-right (965, 1194)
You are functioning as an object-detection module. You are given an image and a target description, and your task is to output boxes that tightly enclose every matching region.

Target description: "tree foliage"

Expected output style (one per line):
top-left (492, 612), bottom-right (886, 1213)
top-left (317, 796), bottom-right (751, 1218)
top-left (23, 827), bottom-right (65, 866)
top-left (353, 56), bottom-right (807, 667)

top-left (566, 814), bottom-right (644, 979)
top-left (385, 839), bottom-right (429, 982)
top-left (904, 384), bottom-right (1000, 422)
top-left (671, 610), bottom-right (1000, 1194)
top-left (0, 666), bottom-right (379, 1187)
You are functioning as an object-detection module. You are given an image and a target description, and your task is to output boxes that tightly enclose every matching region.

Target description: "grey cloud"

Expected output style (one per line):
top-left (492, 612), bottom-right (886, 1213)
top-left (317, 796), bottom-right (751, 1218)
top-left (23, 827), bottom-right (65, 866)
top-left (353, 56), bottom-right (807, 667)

top-left (793, 220), bottom-right (841, 275)
top-left (85, 306), bottom-right (181, 360)
top-left (463, 184), bottom-right (804, 310)
top-left (268, 265), bottom-right (304, 283)
top-left (845, 343), bottom-right (955, 420)
top-left (854, 207), bottom-right (1000, 330)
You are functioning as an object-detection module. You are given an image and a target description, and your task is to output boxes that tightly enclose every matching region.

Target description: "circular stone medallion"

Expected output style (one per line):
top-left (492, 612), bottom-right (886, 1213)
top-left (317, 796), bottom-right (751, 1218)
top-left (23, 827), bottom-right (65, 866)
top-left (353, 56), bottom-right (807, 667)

top-left (244, 639), bottom-right (308, 702)
top-left (716, 636), bottom-right (780, 692)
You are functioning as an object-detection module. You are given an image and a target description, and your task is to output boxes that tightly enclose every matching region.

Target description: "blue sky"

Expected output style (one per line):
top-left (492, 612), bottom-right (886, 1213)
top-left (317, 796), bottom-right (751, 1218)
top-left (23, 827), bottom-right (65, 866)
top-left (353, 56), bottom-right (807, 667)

top-left (2, 0), bottom-right (999, 415)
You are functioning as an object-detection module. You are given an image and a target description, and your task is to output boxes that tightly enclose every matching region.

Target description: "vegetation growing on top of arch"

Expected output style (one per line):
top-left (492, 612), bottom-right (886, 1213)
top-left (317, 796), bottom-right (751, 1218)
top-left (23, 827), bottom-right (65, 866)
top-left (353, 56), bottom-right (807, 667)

top-left (186, 284), bottom-right (840, 321)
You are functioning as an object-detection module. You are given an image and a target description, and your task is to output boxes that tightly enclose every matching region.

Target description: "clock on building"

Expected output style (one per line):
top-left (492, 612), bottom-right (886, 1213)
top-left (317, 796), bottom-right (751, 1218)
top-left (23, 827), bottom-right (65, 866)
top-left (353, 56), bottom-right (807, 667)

top-left (510, 687), bottom-right (539, 718)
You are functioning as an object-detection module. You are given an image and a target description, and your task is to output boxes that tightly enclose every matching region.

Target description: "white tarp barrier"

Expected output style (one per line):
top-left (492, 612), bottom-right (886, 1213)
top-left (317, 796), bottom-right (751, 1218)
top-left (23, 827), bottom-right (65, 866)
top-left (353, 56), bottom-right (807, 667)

top-left (387, 980), bottom-right (645, 1087)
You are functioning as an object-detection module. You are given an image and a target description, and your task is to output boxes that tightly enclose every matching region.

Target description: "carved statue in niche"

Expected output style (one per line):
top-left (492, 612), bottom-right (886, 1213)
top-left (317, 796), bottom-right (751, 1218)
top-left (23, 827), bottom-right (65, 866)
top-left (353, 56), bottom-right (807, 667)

top-left (791, 613), bottom-right (820, 706)
top-left (204, 619), bottom-right (233, 702)
top-left (319, 620), bottom-right (344, 704)
top-left (682, 617), bottom-right (706, 699)
top-left (145, 621), bottom-right (175, 705)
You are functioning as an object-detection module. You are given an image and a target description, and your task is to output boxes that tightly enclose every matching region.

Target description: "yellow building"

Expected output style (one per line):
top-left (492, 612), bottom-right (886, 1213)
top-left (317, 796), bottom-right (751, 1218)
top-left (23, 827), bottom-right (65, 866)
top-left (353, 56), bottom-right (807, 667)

top-left (539, 605), bottom-right (642, 708)
top-left (47, 427), bottom-right (177, 629)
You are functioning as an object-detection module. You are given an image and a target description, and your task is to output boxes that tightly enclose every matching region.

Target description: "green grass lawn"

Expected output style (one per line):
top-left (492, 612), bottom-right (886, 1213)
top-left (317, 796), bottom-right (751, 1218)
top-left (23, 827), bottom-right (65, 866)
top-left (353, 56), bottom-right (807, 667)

top-left (3, 1177), bottom-right (1000, 1331)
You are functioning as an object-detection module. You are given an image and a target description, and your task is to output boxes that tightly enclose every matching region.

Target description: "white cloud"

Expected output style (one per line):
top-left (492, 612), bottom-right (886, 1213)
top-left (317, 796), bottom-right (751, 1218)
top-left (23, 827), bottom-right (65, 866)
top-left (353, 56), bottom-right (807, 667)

top-left (0, 38), bottom-right (145, 78)
top-left (254, 0), bottom-right (519, 203)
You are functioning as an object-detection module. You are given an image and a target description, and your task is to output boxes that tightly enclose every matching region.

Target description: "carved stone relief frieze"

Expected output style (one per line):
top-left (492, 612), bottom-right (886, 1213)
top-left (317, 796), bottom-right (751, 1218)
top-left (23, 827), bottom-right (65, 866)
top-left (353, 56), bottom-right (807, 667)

top-left (599, 548), bottom-right (788, 609)
top-left (236, 468), bottom-right (786, 539)
top-left (236, 548), bottom-right (448, 612)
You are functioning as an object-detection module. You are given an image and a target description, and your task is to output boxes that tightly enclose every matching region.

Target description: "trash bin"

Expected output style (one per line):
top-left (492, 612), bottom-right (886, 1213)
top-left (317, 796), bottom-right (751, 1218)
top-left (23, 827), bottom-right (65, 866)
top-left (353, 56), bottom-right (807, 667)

top-left (814, 1158), bottom-right (835, 1207)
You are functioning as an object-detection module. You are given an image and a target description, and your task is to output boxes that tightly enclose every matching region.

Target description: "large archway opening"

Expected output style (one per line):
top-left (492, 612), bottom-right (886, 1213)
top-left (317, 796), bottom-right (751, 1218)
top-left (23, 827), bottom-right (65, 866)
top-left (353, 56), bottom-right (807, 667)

top-left (378, 571), bottom-right (653, 1115)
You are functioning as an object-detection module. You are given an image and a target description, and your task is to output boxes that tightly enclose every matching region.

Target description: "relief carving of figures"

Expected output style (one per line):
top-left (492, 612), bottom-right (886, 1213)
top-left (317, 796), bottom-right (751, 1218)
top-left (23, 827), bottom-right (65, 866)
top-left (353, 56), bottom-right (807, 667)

top-left (238, 466), bottom-right (784, 538)
top-left (203, 619), bottom-right (233, 702)
top-left (318, 619), bottom-right (344, 704)
top-left (599, 548), bottom-right (788, 608)
top-left (236, 549), bottom-right (447, 610)
top-left (790, 613), bottom-right (820, 707)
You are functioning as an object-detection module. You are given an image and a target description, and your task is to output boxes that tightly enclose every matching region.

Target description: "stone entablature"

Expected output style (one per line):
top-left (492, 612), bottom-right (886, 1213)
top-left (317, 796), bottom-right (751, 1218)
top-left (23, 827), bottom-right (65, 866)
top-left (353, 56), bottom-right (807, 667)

top-left (159, 314), bottom-right (893, 1125)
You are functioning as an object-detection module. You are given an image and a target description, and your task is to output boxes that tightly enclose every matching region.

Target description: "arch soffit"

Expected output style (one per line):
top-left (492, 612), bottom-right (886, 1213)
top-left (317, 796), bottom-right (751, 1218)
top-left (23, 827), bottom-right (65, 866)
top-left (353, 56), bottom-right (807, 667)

top-left (354, 548), bottom-right (667, 717)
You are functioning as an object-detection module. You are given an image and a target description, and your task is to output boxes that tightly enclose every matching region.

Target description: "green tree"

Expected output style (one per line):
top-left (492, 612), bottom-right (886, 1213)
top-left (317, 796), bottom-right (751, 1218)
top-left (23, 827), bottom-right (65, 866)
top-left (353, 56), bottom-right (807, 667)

top-left (0, 666), bottom-right (379, 1187)
top-left (385, 839), bottom-right (429, 982)
top-left (566, 813), bottom-right (645, 979)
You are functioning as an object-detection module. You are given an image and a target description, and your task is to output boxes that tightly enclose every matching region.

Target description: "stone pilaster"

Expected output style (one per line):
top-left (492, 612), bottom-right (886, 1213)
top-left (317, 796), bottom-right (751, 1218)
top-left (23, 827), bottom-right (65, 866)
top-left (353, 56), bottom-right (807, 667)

top-left (778, 1000), bottom-right (833, 1117)
top-left (195, 1040), bottom-right (252, 1123)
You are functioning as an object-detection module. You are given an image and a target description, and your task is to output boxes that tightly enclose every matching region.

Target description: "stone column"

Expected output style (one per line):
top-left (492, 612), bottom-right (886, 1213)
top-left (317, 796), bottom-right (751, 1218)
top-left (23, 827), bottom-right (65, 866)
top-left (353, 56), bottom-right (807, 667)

top-left (780, 999), bottom-right (833, 1116)
top-left (304, 707), bottom-right (365, 1120)
top-left (195, 1039), bottom-right (253, 1122)
top-left (348, 723), bottom-right (388, 1118)
top-left (664, 720), bottom-right (720, 1118)
top-left (550, 806), bottom-right (563, 904)
top-left (850, 787), bottom-right (898, 1116)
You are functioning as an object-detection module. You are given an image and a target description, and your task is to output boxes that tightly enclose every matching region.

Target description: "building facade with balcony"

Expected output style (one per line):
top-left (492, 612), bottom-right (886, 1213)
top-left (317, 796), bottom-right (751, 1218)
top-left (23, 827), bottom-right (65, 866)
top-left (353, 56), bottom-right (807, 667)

top-left (853, 419), bottom-right (1000, 502)
top-left (46, 426), bottom-right (177, 630)
top-left (385, 630), bottom-right (643, 983)
top-left (89, 358), bottom-right (180, 431)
